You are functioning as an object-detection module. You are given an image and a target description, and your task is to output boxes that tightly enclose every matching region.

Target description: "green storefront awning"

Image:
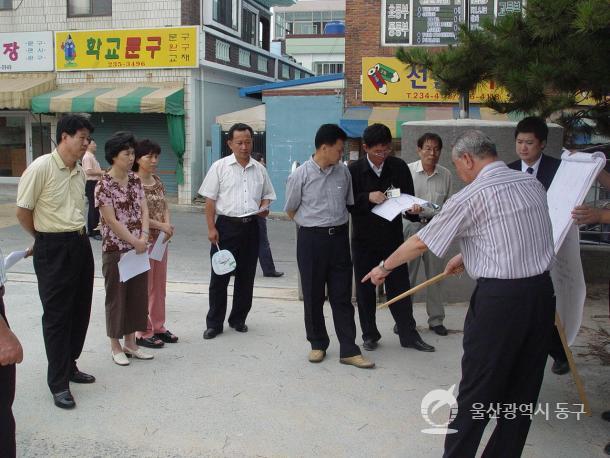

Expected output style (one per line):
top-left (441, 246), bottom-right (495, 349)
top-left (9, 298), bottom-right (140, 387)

top-left (31, 84), bottom-right (184, 116)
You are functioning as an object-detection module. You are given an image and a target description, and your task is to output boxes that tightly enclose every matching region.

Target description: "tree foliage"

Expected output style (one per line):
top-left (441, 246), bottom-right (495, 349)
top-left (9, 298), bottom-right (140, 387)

top-left (396, 0), bottom-right (610, 141)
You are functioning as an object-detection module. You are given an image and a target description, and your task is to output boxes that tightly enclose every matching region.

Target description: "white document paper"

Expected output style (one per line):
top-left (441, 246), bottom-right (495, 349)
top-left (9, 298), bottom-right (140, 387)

top-left (371, 194), bottom-right (428, 221)
top-left (547, 149), bottom-right (606, 248)
top-left (237, 206), bottom-right (269, 218)
top-left (546, 149), bottom-right (606, 345)
top-left (149, 233), bottom-right (168, 262)
top-left (4, 250), bottom-right (27, 271)
top-left (118, 250), bottom-right (150, 282)
top-left (550, 225), bottom-right (585, 346)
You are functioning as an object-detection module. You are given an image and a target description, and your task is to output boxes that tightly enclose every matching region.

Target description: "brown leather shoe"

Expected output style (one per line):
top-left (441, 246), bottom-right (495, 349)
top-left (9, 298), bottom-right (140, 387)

top-left (339, 354), bottom-right (375, 369)
top-left (308, 350), bottom-right (326, 363)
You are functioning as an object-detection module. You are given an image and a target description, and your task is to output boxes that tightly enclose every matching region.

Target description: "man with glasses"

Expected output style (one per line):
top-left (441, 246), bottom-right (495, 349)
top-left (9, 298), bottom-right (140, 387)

top-left (348, 123), bottom-right (434, 352)
top-left (404, 133), bottom-right (452, 336)
top-left (16, 114), bottom-right (96, 409)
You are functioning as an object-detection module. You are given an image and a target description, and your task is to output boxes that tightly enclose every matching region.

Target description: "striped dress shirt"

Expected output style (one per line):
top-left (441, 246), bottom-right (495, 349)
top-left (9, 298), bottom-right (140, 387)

top-left (418, 161), bottom-right (554, 279)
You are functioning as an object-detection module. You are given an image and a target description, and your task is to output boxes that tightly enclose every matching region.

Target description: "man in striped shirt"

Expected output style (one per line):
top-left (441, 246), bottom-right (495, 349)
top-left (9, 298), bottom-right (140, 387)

top-left (364, 130), bottom-right (555, 457)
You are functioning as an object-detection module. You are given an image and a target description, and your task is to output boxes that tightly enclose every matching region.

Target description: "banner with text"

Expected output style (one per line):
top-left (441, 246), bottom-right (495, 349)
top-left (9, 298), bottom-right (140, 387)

top-left (1, 31), bottom-right (54, 72)
top-left (55, 27), bottom-right (198, 71)
top-left (362, 57), bottom-right (508, 103)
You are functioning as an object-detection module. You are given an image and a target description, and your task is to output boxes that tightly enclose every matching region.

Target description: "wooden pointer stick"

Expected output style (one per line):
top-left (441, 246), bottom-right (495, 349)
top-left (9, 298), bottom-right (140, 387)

top-left (377, 272), bottom-right (448, 309)
top-left (554, 312), bottom-right (591, 416)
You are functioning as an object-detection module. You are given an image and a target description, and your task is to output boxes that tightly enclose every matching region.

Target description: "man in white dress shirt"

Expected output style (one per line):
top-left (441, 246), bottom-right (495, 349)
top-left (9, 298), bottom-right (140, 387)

top-left (198, 123), bottom-right (276, 339)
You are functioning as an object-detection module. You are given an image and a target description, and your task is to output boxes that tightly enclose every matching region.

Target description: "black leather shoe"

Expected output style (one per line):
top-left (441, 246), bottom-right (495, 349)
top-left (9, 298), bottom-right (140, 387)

top-left (602, 410), bottom-right (610, 422)
top-left (53, 390), bottom-right (76, 409)
top-left (136, 336), bottom-right (165, 348)
top-left (402, 339), bottom-right (435, 352)
top-left (70, 369), bottom-right (96, 384)
top-left (264, 271), bottom-right (284, 277)
top-left (551, 359), bottom-right (570, 375)
top-left (604, 441), bottom-right (610, 455)
top-left (362, 339), bottom-right (378, 351)
top-left (429, 324), bottom-right (448, 336)
top-left (230, 323), bottom-right (248, 333)
top-left (203, 328), bottom-right (222, 340)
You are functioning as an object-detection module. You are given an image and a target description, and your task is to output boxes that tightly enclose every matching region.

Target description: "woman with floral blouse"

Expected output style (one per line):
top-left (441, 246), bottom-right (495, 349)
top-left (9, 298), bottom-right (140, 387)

top-left (133, 139), bottom-right (178, 349)
top-left (95, 132), bottom-right (153, 366)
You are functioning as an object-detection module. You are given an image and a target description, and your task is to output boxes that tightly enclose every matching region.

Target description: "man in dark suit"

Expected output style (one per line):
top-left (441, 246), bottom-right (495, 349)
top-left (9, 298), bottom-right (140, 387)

top-left (508, 116), bottom-right (569, 375)
top-left (348, 123), bottom-right (434, 352)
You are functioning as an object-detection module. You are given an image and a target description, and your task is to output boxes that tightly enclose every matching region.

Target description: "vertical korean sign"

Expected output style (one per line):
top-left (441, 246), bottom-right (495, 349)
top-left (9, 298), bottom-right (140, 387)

top-left (55, 27), bottom-right (198, 71)
top-left (0, 31), bottom-right (54, 72)
top-left (412, 0), bottom-right (462, 46)
top-left (382, 0), bottom-right (411, 46)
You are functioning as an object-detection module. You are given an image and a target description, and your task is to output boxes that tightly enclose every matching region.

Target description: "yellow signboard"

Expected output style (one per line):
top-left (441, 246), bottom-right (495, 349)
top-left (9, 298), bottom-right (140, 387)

top-left (55, 27), bottom-right (198, 71)
top-left (362, 57), bottom-right (508, 103)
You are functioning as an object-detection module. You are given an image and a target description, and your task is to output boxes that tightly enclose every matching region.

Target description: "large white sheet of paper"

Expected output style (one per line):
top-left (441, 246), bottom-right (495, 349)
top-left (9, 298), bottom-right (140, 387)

top-left (550, 225), bottom-right (586, 345)
top-left (118, 250), bottom-right (150, 282)
top-left (371, 194), bottom-right (428, 221)
top-left (149, 234), bottom-right (168, 262)
top-left (547, 149), bottom-right (606, 345)
top-left (4, 250), bottom-right (27, 271)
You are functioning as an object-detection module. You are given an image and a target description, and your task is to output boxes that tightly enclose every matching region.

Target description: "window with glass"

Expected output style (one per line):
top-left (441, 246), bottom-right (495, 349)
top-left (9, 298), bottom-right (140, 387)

top-left (68, 0), bottom-right (111, 17)
top-left (242, 8), bottom-right (257, 45)
top-left (0, 0), bottom-right (12, 11)
top-left (314, 62), bottom-right (343, 75)
top-left (277, 10), bottom-right (345, 36)
top-left (214, 0), bottom-right (239, 30)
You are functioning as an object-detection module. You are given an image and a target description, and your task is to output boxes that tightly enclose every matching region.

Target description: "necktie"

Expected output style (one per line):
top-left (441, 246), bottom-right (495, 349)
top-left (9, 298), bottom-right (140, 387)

top-left (526, 167), bottom-right (534, 175)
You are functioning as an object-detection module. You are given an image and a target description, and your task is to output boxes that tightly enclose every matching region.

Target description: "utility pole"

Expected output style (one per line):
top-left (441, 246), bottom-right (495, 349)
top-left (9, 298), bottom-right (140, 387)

top-left (459, 0), bottom-right (470, 119)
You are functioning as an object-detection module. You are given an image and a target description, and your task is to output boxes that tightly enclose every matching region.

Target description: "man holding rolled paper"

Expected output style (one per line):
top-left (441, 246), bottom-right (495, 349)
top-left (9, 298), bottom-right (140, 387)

top-left (348, 123), bottom-right (434, 352)
top-left (364, 130), bottom-right (555, 458)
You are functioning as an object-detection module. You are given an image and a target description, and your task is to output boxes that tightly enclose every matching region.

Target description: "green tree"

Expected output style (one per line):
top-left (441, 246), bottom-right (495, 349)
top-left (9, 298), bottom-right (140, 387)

top-left (397, 0), bottom-right (610, 143)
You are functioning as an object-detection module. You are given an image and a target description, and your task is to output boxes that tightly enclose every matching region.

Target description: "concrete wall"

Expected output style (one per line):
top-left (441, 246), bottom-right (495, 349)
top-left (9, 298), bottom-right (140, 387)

top-left (263, 94), bottom-right (343, 209)
top-left (400, 119), bottom-right (564, 193)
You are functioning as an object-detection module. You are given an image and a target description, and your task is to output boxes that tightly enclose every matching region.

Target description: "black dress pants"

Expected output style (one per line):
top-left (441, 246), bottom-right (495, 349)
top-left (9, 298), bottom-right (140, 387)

top-left (207, 216), bottom-right (259, 330)
top-left (257, 216), bottom-right (277, 275)
top-left (297, 226), bottom-right (360, 358)
top-left (548, 326), bottom-right (568, 362)
top-left (444, 273), bottom-right (555, 458)
top-left (351, 239), bottom-right (417, 344)
top-left (85, 180), bottom-right (100, 235)
top-left (0, 289), bottom-right (16, 458)
top-left (33, 231), bottom-right (94, 394)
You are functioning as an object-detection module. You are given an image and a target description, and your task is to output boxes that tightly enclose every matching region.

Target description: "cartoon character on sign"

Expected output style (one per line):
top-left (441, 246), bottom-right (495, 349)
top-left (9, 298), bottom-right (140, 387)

top-left (61, 34), bottom-right (77, 66)
top-left (367, 63), bottom-right (401, 95)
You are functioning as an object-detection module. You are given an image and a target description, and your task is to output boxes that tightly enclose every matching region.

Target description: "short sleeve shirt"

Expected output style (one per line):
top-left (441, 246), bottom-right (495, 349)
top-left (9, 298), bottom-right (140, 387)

top-left (284, 158), bottom-right (354, 227)
top-left (82, 151), bottom-right (102, 181)
top-left (16, 150), bottom-right (86, 232)
top-left (143, 175), bottom-right (168, 243)
top-left (95, 171), bottom-right (145, 253)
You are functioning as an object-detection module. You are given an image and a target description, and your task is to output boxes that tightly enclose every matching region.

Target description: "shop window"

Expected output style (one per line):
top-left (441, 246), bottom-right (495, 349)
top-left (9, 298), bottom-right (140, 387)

top-left (213, 0), bottom-right (238, 31)
top-left (0, 116), bottom-right (26, 177)
top-left (0, 0), bottom-right (12, 11)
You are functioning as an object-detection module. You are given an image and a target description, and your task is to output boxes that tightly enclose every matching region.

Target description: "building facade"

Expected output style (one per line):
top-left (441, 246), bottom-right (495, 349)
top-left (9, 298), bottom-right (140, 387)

top-left (0, 0), bottom-right (311, 203)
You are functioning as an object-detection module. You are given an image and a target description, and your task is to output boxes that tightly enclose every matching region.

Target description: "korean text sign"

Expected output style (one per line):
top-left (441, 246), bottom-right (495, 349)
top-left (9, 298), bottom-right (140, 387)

top-left (362, 57), bottom-right (508, 103)
top-left (55, 27), bottom-right (198, 71)
top-left (1, 31), bottom-right (54, 72)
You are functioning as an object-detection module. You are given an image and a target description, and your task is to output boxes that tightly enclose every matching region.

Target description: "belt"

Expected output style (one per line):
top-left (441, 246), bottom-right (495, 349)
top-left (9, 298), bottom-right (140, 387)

top-left (35, 227), bottom-right (87, 239)
top-left (219, 215), bottom-right (255, 224)
top-left (300, 224), bottom-right (348, 236)
top-left (477, 271), bottom-right (550, 284)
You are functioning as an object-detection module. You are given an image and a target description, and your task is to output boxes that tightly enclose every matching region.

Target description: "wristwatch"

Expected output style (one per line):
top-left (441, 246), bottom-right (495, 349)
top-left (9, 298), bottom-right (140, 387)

top-left (378, 259), bottom-right (393, 274)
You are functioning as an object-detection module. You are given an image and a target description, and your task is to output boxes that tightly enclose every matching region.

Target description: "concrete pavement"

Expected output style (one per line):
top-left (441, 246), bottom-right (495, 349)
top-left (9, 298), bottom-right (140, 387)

top-left (1, 199), bottom-right (609, 457)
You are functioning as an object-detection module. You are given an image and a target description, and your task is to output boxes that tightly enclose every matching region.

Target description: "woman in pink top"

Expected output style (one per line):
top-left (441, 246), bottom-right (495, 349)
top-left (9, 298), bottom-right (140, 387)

top-left (95, 132), bottom-right (153, 366)
top-left (133, 139), bottom-right (178, 349)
